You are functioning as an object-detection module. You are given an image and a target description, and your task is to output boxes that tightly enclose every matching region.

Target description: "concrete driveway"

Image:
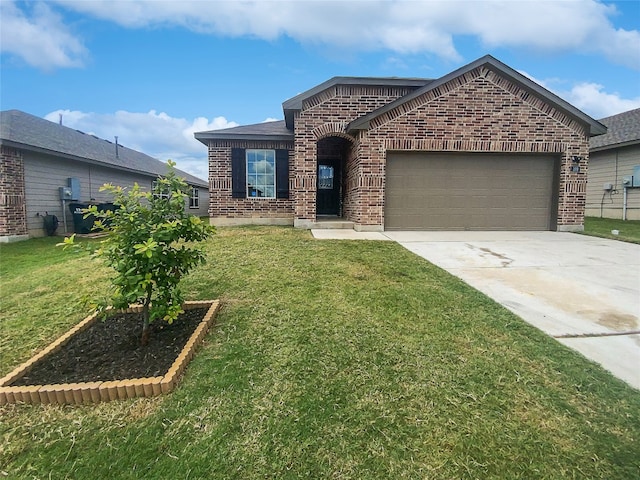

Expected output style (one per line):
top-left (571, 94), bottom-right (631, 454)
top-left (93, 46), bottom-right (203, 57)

top-left (383, 231), bottom-right (640, 389)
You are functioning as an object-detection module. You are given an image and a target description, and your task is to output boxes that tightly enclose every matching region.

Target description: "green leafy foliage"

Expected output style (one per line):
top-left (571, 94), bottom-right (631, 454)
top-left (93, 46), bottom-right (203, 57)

top-left (60, 161), bottom-right (214, 344)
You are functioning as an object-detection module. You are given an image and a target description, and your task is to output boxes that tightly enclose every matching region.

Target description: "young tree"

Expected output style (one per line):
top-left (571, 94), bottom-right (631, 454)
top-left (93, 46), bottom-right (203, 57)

top-left (61, 161), bottom-right (214, 345)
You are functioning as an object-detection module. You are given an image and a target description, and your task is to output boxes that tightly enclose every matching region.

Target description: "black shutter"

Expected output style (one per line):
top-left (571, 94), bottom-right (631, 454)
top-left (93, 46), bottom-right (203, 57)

top-left (231, 148), bottom-right (246, 198)
top-left (276, 149), bottom-right (289, 199)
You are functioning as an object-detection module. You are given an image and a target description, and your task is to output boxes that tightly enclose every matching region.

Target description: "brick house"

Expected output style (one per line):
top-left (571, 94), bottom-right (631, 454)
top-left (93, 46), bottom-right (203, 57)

top-left (1, 110), bottom-right (209, 242)
top-left (586, 108), bottom-right (640, 220)
top-left (195, 55), bottom-right (606, 232)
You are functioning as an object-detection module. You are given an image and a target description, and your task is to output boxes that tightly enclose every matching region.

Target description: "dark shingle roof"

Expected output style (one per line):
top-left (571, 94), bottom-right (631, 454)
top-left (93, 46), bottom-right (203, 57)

top-left (347, 55), bottom-right (607, 137)
top-left (590, 108), bottom-right (640, 151)
top-left (0, 110), bottom-right (207, 187)
top-left (194, 120), bottom-right (293, 144)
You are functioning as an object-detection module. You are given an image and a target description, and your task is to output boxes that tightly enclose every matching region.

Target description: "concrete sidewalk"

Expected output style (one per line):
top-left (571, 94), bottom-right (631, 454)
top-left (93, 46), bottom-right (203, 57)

top-left (313, 229), bottom-right (640, 389)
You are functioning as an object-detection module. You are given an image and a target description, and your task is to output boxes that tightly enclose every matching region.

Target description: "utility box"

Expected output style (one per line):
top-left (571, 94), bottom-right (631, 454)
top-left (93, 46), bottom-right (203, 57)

top-left (59, 186), bottom-right (73, 200)
top-left (603, 183), bottom-right (613, 191)
top-left (633, 166), bottom-right (640, 187)
top-left (622, 176), bottom-right (633, 187)
top-left (68, 177), bottom-right (80, 200)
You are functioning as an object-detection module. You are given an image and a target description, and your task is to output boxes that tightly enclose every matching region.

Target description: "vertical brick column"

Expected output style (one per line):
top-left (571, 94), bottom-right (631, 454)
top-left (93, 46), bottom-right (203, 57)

top-left (293, 113), bottom-right (318, 224)
top-left (0, 146), bottom-right (28, 238)
top-left (557, 149), bottom-right (589, 229)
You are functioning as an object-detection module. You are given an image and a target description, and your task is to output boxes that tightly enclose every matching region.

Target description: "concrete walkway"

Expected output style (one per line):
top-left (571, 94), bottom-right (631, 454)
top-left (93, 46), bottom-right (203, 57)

top-left (312, 229), bottom-right (640, 389)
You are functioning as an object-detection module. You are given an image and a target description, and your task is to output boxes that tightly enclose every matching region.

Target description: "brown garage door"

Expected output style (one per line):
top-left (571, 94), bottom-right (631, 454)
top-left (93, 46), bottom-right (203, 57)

top-left (385, 152), bottom-right (558, 230)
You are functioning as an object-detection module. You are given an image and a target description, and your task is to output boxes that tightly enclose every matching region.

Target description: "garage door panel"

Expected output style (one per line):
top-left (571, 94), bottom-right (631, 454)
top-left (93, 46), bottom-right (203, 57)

top-left (385, 153), bottom-right (557, 231)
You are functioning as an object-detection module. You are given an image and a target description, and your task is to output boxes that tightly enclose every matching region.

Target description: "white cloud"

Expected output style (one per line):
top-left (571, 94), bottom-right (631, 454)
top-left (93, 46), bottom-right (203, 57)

top-left (518, 70), bottom-right (640, 119)
top-left (44, 109), bottom-right (238, 180)
top-left (0, 1), bottom-right (87, 70)
top-left (564, 83), bottom-right (640, 119)
top-left (261, 117), bottom-right (280, 123)
top-left (51, 0), bottom-right (639, 69)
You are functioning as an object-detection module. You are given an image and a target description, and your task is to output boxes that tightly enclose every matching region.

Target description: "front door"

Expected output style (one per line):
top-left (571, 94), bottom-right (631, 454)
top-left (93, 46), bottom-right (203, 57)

top-left (316, 159), bottom-right (341, 215)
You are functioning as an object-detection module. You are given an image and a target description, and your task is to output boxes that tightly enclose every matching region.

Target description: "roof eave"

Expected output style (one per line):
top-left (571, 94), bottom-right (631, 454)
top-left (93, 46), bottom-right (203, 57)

top-left (590, 139), bottom-right (640, 153)
top-left (589, 122), bottom-right (608, 136)
top-left (194, 132), bottom-right (295, 144)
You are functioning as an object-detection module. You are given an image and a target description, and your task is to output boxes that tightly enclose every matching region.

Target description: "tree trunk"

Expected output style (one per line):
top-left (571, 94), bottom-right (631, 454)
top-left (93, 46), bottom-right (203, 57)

top-left (140, 286), bottom-right (153, 346)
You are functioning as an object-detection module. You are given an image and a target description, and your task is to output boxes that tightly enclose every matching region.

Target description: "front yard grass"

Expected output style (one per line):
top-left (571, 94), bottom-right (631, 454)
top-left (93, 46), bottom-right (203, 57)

top-left (583, 216), bottom-right (640, 243)
top-left (1, 227), bottom-right (639, 479)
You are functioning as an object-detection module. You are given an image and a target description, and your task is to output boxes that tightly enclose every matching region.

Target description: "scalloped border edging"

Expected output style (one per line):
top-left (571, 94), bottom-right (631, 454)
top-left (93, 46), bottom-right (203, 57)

top-left (0, 300), bottom-right (220, 405)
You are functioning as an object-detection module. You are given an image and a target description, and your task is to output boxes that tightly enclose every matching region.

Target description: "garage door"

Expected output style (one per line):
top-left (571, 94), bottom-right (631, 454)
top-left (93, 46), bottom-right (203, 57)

top-left (385, 153), bottom-right (558, 231)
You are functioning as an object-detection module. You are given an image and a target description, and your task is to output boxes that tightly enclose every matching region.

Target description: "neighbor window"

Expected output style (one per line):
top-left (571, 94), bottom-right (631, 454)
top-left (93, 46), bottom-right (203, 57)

top-left (189, 186), bottom-right (199, 209)
top-left (246, 149), bottom-right (276, 198)
top-left (152, 180), bottom-right (169, 199)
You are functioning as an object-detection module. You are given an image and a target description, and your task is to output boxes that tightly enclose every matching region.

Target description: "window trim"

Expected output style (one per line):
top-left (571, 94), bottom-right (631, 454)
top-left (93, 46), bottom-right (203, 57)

top-left (152, 180), bottom-right (169, 199)
top-left (189, 186), bottom-right (199, 209)
top-left (246, 149), bottom-right (276, 199)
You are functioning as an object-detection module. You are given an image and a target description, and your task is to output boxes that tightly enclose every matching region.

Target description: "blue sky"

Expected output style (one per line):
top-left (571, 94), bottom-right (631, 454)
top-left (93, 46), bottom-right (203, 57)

top-left (1, 0), bottom-right (639, 180)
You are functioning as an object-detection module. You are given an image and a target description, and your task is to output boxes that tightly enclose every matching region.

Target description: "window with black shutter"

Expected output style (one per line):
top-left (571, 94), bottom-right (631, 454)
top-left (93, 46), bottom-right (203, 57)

top-left (231, 148), bottom-right (289, 199)
top-left (231, 148), bottom-right (246, 198)
top-left (276, 149), bottom-right (289, 199)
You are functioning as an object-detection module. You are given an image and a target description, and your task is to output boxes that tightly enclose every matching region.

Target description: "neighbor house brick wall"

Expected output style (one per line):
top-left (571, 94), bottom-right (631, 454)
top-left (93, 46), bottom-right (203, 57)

top-left (293, 85), bottom-right (420, 222)
top-left (353, 66), bottom-right (590, 228)
top-left (0, 145), bottom-right (28, 238)
top-left (207, 139), bottom-right (294, 220)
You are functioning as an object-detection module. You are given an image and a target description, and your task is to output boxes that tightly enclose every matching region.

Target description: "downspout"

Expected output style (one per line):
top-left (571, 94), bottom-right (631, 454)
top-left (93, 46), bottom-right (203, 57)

top-left (61, 198), bottom-right (68, 233)
top-left (623, 186), bottom-right (628, 221)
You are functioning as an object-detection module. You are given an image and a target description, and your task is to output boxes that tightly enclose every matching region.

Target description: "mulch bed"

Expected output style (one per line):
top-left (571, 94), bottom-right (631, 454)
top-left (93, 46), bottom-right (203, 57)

top-left (10, 308), bottom-right (207, 386)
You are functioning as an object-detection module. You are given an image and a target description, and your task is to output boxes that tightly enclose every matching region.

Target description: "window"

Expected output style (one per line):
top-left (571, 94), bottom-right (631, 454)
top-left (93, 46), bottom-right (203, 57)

top-left (189, 186), bottom-right (199, 209)
top-left (318, 165), bottom-right (334, 189)
top-left (231, 148), bottom-right (289, 199)
top-left (246, 149), bottom-right (276, 198)
top-left (152, 180), bottom-right (169, 199)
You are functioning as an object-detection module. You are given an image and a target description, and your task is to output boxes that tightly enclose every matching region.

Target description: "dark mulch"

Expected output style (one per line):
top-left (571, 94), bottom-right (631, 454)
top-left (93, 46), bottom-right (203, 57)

top-left (10, 307), bottom-right (208, 386)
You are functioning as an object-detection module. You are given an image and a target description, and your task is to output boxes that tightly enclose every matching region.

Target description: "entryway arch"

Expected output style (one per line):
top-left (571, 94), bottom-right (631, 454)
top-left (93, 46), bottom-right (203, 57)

top-left (316, 135), bottom-right (354, 217)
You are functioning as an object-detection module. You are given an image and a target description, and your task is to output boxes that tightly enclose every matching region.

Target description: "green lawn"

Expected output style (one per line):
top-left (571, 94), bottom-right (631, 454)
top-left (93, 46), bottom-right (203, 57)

top-left (582, 216), bottom-right (640, 244)
top-left (1, 227), bottom-right (639, 479)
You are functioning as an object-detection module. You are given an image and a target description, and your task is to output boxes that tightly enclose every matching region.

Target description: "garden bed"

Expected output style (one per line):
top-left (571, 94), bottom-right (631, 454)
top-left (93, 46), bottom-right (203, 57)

top-left (0, 300), bottom-right (219, 405)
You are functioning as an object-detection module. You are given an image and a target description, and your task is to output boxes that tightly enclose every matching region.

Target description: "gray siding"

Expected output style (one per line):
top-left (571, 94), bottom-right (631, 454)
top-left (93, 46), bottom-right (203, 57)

top-left (586, 144), bottom-right (640, 220)
top-left (24, 152), bottom-right (208, 236)
top-left (188, 186), bottom-right (209, 218)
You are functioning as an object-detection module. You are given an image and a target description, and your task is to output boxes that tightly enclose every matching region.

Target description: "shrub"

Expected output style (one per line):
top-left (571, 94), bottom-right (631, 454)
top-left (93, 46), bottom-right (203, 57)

top-left (61, 161), bottom-right (214, 345)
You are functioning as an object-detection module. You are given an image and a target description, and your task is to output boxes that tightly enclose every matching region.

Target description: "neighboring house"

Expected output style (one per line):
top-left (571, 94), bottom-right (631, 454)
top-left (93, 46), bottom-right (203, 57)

top-left (586, 108), bottom-right (640, 220)
top-left (0, 110), bottom-right (208, 242)
top-left (195, 55), bottom-right (606, 232)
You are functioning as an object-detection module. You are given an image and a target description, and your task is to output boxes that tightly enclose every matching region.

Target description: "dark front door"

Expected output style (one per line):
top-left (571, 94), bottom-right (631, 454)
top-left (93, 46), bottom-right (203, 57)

top-left (316, 159), bottom-right (341, 215)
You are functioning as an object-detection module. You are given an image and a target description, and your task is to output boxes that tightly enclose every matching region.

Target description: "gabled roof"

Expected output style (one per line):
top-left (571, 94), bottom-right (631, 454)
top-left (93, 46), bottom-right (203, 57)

top-left (590, 108), bottom-right (640, 152)
top-left (0, 110), bottom-right (207, 187)
top-left (282, 76), bottom-right (431, 129)
top-left (194, 120), bottom-right (293, 144)
top-left (347, 55), bottom-right (607, 137)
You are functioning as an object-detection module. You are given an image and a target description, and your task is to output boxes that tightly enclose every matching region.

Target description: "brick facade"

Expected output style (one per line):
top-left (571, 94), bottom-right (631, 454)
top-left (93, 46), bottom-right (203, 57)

top-left (208, 139), bottom-right (294, 222)
top-left (356, 66), bottom-right (589, 228)
top-left (293, 85), bottom-right (417, 224)
top-left (0, 146), bottom-right (28, 239)
top-left (203, 59), bottom-right (595, 231)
